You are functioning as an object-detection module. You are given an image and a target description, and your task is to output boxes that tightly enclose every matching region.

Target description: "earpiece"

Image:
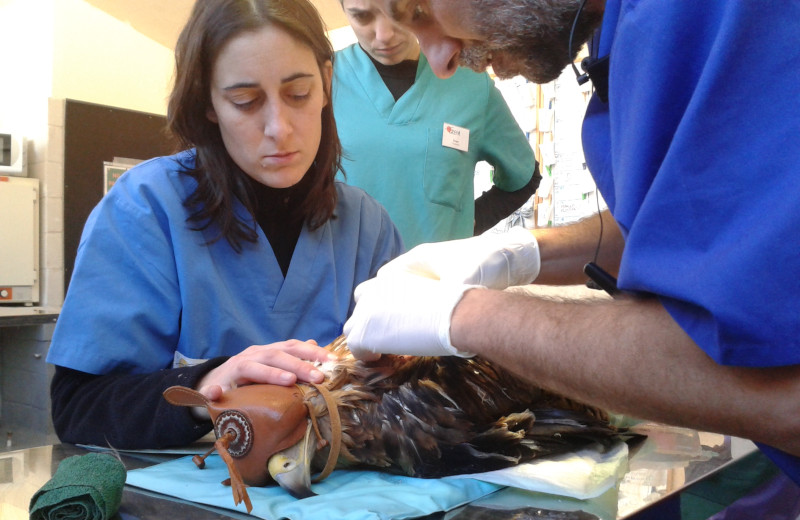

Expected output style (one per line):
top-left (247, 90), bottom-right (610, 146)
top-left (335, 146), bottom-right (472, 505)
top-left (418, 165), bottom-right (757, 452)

top-left (579, 54), bottom-right (610, 102)
top-left (569, 0), bottom-right (609, 102)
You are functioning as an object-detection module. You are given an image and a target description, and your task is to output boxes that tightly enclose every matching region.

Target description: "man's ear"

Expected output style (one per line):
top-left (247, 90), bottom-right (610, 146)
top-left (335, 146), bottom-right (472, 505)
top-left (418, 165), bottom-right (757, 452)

top-left (321, 60), bottom-right (333, 107)
top-left (206, 105), bottom-right (218, 123)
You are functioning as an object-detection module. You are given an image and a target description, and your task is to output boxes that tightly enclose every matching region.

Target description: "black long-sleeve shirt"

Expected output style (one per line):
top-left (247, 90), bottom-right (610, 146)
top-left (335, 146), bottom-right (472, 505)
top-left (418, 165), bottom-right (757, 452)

top-left (50, 360), bottom-right (225, 448)
top-left (473, 163), bottom-right (541, 235)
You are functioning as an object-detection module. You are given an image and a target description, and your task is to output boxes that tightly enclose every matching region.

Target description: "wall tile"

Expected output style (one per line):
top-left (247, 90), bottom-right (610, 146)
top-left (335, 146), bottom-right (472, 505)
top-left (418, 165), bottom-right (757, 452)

top-left (40, 267), bottom-right (64, 308)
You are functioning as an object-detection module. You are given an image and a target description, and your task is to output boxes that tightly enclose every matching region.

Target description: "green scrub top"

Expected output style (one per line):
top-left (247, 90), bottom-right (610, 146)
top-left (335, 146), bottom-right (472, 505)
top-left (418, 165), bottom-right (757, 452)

top-left (333, 44), bottom-right (536, 248)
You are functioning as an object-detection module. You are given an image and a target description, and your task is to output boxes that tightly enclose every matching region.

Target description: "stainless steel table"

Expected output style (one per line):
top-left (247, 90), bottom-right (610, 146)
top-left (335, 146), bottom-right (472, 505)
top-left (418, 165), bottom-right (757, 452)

top-left (0, 306), bottom-right (59, 327)
top-left (3, 423), bottom-right (796, 520)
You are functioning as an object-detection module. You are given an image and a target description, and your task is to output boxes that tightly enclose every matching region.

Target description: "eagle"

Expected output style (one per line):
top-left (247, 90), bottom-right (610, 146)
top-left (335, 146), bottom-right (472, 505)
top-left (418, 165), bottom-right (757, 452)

top-left (164, 336), bottom-right (626, 513)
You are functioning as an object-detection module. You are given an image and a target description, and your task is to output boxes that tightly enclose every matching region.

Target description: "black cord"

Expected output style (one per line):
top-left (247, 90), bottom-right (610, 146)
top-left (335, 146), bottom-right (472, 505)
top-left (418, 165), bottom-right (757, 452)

top-left (570, 0), bottom-right (604, 266)
top-left (569, 0), bottom-right (590, 81)
top-left (584, 179), bottom-right (618, 295)
top-left (592, 183), bottom-right (603, 263)
top-left (569, 0), bottom-right (618, 295)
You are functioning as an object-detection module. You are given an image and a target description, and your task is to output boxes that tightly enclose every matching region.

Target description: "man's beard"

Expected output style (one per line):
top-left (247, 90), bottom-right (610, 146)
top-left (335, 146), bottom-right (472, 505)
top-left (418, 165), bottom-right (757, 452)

top-left (460, 0), bottom-right (603, 83)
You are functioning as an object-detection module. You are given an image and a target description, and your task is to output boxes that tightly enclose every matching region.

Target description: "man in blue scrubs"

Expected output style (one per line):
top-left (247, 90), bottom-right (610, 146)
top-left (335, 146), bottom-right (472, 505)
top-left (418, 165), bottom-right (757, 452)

top-left (333, 0), bottom-right (539, 248)
top-left (344, 0), bottom-right (800, 486)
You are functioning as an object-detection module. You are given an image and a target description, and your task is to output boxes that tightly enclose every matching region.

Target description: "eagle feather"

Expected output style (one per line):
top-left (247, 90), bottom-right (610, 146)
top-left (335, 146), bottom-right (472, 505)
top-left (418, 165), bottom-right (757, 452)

top-left (272, 337), bottom-right (626, 497)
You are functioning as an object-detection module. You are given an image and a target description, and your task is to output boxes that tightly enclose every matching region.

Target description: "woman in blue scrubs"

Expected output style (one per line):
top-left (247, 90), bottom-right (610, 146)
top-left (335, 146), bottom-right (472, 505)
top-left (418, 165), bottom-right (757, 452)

top-left (46, 0), bottom-right (404, 449)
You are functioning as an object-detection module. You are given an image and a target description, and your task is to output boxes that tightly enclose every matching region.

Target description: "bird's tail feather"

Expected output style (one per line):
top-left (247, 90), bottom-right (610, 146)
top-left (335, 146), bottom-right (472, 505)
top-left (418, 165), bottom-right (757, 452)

top-left (413, 408), bottom-right (621, 478)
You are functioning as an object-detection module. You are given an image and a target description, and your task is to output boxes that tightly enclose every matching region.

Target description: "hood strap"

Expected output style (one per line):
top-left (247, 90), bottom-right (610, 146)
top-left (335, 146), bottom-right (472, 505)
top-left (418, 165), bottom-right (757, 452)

top-left (214, 431), bottom-right (253, 513)
top-left (299, 382), bottom-right (342, 483)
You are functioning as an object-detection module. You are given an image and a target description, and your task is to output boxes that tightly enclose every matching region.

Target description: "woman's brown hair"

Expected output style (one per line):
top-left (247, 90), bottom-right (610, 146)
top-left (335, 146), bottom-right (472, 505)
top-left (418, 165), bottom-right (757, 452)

top-left (167, 0), bottom-right (341, 251)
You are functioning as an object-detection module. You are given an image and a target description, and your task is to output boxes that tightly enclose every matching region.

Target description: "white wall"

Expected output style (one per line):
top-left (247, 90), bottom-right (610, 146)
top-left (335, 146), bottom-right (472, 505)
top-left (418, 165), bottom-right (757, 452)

top-left (328, 25), bottom-right (357, 51)
top-left (0, 0), bottom-right (55, 149)
top-left (0, 0), bottom-right (173, 130)
top-left (0, 0), bottom-right (176, 446)
top-left (0, 0), bottom-right (177, 309)
top-left (52, 0), bottom-right (174, 116)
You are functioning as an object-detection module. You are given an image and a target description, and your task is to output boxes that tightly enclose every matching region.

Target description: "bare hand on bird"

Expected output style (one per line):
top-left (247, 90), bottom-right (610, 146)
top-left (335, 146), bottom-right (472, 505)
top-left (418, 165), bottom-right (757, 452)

top-left (196, 339), bottom-right (337, 402)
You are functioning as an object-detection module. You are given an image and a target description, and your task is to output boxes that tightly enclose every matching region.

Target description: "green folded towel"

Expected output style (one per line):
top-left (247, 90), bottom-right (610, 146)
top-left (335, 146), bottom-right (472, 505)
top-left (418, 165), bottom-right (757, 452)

top-left (29, 452), bottom-right (127, 520)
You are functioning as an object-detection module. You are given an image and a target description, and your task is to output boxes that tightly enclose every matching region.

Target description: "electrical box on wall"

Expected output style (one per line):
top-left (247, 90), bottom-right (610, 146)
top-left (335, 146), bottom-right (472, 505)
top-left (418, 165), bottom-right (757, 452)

top-left (0, 132), bottom-right (27, 177)
top-left (0, 176), bottom-right (39, 304)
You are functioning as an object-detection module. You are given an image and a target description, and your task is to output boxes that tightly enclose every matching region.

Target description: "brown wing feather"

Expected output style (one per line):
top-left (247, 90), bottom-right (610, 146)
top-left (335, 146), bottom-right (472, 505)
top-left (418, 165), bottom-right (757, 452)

top-left (307, 338), bottom-right (621, 478)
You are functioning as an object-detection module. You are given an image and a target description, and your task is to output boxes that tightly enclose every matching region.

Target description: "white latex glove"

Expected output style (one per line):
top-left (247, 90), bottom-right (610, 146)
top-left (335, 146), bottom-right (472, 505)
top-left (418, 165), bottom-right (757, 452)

top-left (378, 226), bottom-right (540, 290)
top-left (344, 275), bottom-right (484, 360)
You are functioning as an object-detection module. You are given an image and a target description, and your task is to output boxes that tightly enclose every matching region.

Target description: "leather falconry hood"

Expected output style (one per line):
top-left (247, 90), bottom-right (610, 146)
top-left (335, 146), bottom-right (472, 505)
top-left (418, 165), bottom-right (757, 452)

top-left (163, 383), bottom-right (311, 512)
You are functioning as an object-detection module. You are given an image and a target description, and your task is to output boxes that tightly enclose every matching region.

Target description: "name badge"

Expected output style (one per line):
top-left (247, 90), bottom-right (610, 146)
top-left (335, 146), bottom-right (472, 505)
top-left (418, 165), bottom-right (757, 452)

top-left (442, 123), bottom-right (469, 152)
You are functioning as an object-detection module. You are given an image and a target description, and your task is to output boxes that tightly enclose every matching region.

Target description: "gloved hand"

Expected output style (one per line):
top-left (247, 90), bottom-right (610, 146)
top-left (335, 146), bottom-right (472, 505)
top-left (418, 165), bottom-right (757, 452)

top-left (344, 275), bottom-right (483, 360)
top-left (378, 226), bottom-right (540, 290)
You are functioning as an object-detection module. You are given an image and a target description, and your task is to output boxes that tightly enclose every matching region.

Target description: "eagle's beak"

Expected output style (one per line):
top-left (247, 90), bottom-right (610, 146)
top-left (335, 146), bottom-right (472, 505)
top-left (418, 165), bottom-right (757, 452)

top-left (268, 421), bottom-right (316, 499)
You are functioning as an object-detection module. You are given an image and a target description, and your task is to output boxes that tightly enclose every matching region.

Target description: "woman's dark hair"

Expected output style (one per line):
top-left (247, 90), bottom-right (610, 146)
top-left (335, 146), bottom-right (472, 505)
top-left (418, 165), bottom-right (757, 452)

top-left (167, 0), bottom-right (341, 251)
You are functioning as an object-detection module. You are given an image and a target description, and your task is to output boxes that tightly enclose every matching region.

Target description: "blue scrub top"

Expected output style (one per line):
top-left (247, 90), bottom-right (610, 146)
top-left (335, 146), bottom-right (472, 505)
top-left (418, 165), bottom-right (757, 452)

top-left (581, 0), bottom-right (800, 483)
top-left (47, 150), bottom-right (404, 375)
top-left (333, 44), bottom-right (535, 248)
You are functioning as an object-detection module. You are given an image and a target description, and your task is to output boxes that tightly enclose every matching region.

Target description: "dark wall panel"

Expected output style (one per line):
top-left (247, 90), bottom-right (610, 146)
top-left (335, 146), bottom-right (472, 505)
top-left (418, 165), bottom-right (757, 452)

top-left (63, 99), bottom-right (177, 293)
